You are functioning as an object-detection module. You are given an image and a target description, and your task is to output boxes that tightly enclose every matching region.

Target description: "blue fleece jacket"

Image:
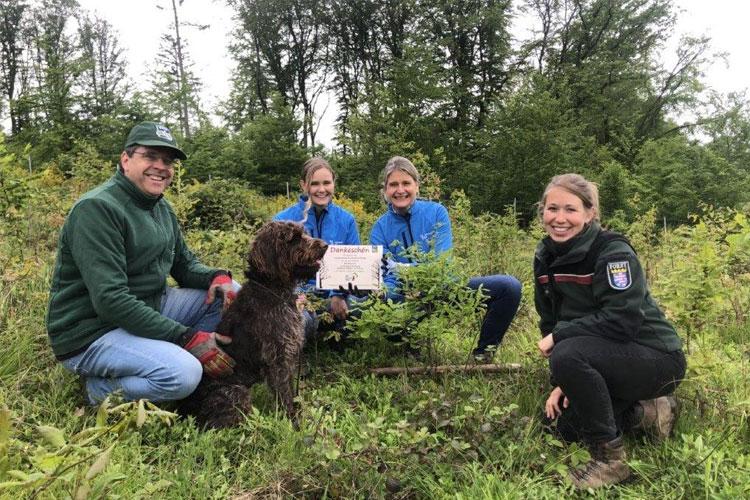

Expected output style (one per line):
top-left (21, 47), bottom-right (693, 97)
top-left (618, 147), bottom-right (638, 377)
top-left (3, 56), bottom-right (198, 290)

top-left (274, 196), bottom-right (360, 295)
top-left (369, 199), bottom-right (453, 300)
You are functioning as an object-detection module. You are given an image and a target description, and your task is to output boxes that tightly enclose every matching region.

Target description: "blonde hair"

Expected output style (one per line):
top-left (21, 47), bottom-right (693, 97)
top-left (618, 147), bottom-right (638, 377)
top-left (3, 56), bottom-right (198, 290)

top-left (380, 156), bottom-right (420, 203)
top-left (539, 173), bottom-right (600, 221)
top-left (299, 157), bottom-right (336, 224)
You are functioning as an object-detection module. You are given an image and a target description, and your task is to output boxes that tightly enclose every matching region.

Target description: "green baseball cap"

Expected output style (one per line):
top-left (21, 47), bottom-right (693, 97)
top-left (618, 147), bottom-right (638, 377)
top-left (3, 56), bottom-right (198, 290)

top-left (124, 121), bottom-right (187, 160)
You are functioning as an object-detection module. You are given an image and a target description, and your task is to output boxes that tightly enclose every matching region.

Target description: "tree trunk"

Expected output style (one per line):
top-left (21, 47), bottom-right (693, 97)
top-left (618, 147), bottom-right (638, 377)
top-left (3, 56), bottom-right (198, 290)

top-left (171, 0), bottom-right (190, 139)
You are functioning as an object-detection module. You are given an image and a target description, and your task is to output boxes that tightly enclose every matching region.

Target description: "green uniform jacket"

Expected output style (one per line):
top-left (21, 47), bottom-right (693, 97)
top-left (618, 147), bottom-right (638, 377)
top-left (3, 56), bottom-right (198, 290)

top-left (46, 169), bottom-right (219, 359)
top-left (533, 223), bottom-right (682, 353)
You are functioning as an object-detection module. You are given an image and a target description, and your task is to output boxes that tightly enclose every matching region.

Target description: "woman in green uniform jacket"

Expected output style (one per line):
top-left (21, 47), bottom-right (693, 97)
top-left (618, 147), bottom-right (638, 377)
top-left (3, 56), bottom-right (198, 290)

top-left (534, 173), bottom-right (686, 489)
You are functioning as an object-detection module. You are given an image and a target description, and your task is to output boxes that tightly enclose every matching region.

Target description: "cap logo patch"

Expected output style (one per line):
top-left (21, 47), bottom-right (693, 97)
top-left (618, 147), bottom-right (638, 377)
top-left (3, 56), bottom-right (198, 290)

top-left (155, 124), bottom-right (174, 142)
top-left (606, 261), bottom-right (631, 290)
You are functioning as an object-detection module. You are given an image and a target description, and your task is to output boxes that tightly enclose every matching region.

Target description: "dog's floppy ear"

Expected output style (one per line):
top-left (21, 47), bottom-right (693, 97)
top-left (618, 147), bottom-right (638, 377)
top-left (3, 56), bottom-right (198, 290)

top-left (282, 222), bottom-right (303, 242)
top-left (246, 223), bottom-right (279, 278)
top-left (273, 222), bottom-right (301, 282)
top-left (246, 221), bottom-right (301, 284)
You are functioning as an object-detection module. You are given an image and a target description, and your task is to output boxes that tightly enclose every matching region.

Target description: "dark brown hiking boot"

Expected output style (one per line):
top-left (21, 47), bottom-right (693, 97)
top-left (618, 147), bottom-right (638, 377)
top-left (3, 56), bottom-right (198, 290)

top-left (633, 395), bottom-right (679, 441)
top-left (569, 436), bottom-right (630, 489)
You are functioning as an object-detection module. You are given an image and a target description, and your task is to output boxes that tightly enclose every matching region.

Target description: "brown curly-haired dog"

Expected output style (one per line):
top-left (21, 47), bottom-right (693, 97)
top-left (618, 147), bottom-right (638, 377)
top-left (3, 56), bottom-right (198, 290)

top-left (179, 221), bottom-right (328, 429)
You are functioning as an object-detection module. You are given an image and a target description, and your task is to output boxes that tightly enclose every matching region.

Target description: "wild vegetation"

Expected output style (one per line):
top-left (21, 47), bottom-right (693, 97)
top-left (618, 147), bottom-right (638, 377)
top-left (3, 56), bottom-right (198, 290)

top-left (1, 0), bottom-right (749, 497)
top-left (1, 146), bottom-right (748, 497)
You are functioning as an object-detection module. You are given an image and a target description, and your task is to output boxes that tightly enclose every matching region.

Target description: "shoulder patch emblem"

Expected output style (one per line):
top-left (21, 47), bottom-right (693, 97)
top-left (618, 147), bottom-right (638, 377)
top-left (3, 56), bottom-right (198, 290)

top-left (606, 261), bottom-right (632, 290)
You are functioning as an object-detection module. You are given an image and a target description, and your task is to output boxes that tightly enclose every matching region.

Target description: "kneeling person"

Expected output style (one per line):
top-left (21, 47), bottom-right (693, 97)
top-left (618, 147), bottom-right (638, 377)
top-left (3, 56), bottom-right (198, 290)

top-left (47, 121), bottom-right (237, 405)
top-left (273, 157), bottom-right (362, 342)
top-left (535, 173), bottom-right (686, 488)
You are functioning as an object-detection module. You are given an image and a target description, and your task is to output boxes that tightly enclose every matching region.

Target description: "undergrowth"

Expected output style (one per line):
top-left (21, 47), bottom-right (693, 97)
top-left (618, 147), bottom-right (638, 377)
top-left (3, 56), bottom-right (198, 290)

top-left (0, 150), bottom-right (748, 498)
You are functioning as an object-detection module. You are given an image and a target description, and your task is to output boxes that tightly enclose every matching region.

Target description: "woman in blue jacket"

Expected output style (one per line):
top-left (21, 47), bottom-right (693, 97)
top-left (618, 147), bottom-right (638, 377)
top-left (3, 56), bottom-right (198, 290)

top-left (369, 156), bottom-right (522, 361)
top-left (274, 157), bottom-right (361, 339)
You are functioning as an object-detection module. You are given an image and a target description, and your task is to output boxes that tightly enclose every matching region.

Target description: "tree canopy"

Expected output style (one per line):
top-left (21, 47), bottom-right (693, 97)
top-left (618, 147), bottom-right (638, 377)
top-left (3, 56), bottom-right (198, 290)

top-left (0, 0), bottom-right (747, 224)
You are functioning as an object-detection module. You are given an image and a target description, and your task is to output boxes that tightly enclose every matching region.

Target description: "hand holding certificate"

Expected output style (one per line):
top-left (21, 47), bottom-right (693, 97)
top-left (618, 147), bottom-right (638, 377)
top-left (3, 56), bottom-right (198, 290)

top-left (316, 245), bottom-right (383, 290)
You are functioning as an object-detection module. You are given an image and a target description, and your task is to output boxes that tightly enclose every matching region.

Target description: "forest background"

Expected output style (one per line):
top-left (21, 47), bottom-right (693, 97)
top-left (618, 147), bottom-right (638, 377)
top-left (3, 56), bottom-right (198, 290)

top-left (1, 0), bottom-right (749, 223)
top-left (0, 0), bottom-right (749, 497)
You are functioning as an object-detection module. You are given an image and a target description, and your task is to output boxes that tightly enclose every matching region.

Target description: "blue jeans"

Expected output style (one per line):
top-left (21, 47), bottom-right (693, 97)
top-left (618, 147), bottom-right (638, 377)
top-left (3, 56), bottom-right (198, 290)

top-left (467, 274), bottom-right (522, 352)
top-left (61, 285), bottom-right (233, 404)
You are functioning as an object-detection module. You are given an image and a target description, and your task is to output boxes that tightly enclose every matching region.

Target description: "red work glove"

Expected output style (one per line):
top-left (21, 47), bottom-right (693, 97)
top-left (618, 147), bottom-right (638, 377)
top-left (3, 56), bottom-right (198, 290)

top-left (206, 273), bottom-right (236, 311)
top-left (181, 330), bottom-right (236, 378)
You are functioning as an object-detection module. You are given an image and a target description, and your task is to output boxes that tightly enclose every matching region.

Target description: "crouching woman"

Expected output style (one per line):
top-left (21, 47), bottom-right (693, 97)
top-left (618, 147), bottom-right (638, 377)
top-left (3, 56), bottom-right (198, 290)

top-left (370, 156), bottom-right (522, 361)
top-left (534, 173), bottom-right (686, 489)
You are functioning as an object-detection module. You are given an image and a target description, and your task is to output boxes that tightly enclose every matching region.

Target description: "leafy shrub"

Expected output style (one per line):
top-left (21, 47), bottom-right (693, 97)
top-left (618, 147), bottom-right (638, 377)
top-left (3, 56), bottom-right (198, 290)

top-left (183, 228), bottom-right (252, 276)
top-left (172, 178), bottom-right (275, 231)
top-left (450, 190), bottom-right (535, 279)
top-left (2, 164), bottom-right (748, 498)
top-left (0, 399), bottom-right (177, 498)
top-left (351, 245), bottom-right (487, 363)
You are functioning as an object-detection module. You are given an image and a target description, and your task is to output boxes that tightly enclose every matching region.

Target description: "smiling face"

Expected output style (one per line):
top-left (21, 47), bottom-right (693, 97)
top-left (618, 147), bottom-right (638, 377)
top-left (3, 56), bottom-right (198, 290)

top-left (120, 146), bottom-right (176, 197)
top-left (301, 167), bottom-right (335, 208)
top-left (384, 169), bottom-right (419, 212)
top-left (542, 186), bottom-right (595, 242)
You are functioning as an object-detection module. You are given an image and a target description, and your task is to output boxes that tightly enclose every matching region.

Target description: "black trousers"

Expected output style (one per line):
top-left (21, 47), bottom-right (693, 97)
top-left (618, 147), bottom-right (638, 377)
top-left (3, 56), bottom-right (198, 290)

top-left (549, 336), bottom-right (686, 444)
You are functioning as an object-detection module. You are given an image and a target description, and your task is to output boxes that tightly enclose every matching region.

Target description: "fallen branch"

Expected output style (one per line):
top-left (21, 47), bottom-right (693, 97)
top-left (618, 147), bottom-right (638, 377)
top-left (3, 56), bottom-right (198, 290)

top-left (369, 363), bottom-right (524, 377)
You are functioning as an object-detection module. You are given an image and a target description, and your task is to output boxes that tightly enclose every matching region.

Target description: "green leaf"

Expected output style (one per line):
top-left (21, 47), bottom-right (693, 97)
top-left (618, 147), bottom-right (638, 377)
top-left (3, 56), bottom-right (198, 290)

top-left (85, 444), bottom-right (115, 480)
top-left (140, 479), bottom-right (173, 494)
top-left (35, 453), bottom-right (65, 473)
top-left (74, 481), bottom-right (91, 500)
top-left (37, 425), bottom-right (66, 448)
top-left (136, 400), bottom-right (146, 428)
top-left (450, 439), bottom-right (470, 451)
top-left (0, 408), bottom-right (10, 445)
top-left (96, 400), bottom-right (109, 427)
top-left (323, 446), bottom-right (341, 460)
top-left (550, 439), bottom-right (563, 448)
top-left (0, 471), bottom-right (44, 487)
top-left (0, 480), bottom-right (27, 489)
top-left (70, 426), bottom-right (108, 444)
top-left (5, 470), bottom-right (29, 481)
top-left (553, 463), bottom-right (568, 475)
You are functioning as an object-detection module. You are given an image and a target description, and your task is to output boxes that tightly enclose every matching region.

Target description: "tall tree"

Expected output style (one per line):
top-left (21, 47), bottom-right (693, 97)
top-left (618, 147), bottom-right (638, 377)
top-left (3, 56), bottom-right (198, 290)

top-left (635, 135), bottom-right (749, 223)
top-left (220, 45), bottom-right (272, 131)
top-left (229, 0), bottom-right (327, 148)
top-left (169, 0), bottom-right (192, 138)
top-left (19, 0), bottom-right (83, 159)
top-left (77, 14), bottom-right (128, 118)
top-left (523, 0), bottom-right (684, 157)
top-left (223, 95), bottom-right (307, 193)
top-left (426, 0), bottom-right (513, 129)
top-left (704, 92), bottom-right (750, 172)
top-left (147, 0), bottom-right (206, 139)
top-left (636, 35), bottom-right (712, 143)
top-left (147, 31), bottom-right (205, 137)
top-left (325, 0), bottom-right (384, 138)
top-left (0, 0), bottom-right (29, 134)
top-left (325, 0), bottom-right (411, 118)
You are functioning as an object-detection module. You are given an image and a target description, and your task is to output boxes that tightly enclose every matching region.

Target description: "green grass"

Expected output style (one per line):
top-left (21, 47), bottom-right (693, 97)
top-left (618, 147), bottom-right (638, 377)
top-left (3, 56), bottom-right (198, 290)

top-left (1, 181), bottom-right (749, 498)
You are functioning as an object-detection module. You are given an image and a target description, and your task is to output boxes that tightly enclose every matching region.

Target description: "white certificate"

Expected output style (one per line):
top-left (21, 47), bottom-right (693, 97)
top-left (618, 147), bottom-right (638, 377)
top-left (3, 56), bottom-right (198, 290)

top-left (316, 245), bottom-right (383, 290)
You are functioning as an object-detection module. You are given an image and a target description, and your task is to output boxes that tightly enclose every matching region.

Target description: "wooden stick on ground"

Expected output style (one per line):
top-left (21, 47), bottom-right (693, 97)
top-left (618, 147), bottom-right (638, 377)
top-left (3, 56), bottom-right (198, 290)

top-left (369, 363), bottom-right (524, 377)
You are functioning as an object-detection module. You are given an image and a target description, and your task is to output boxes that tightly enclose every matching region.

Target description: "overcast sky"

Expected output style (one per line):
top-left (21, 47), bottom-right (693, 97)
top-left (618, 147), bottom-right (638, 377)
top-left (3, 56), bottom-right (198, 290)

top-left (78, 0), bottom-right (750, 148)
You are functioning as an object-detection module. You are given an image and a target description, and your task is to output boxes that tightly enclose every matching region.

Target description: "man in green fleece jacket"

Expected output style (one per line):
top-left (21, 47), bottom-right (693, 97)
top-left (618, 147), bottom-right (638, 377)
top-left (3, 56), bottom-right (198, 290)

top-left (47, 121), bottom-right (237, 404)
